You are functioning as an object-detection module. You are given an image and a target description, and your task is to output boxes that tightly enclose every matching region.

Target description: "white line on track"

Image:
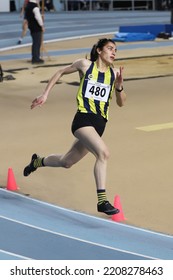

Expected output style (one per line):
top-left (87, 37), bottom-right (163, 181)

top-left (0, 215), bottom-right (158, 260)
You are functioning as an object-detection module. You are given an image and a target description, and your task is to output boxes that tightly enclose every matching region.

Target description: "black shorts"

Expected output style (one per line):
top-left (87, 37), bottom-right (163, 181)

top-left (71, 112), bottom-right (107, 137)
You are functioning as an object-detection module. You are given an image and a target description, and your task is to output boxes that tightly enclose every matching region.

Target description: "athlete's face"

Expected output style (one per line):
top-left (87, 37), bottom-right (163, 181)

top-left (98, 42), bottom-right (117, 64)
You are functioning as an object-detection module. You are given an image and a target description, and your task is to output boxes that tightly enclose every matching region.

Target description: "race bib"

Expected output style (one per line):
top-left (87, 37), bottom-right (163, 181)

top-left (85, 80), bottom-right (110, 102)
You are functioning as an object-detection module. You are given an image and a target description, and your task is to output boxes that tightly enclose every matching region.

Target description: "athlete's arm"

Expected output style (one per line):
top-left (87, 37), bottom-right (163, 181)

top-left (31, 59), bottom-right (89, 109)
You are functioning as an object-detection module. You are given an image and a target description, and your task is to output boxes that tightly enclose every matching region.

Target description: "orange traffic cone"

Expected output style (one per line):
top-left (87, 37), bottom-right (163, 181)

top-left (6, 168), bottom-right (19, 191)
top-left (112, 195), bottom-right (126, 222)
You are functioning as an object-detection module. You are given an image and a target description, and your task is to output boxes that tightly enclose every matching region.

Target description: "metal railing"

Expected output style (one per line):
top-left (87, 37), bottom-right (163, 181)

top-left (62, 0), bottom-right (155, 11)
top-left (9, 0), bottom-right (156, 12)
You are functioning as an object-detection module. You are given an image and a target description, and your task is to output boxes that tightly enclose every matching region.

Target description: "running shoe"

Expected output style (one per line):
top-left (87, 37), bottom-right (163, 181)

top-left (97, 201), bottom-right (120, 215)
top-left (23, 153), bottom-right (39, 177)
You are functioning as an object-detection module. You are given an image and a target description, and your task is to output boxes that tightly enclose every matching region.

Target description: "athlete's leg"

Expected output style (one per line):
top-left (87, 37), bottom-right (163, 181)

top-left (43, 139), bottom-right (89, 168)
top-left (74, 126), bottom-right (109, 191)
top-left (23, 139), bottom-right (89, 176)
top-left (74, 126), bottom-right (119, 215)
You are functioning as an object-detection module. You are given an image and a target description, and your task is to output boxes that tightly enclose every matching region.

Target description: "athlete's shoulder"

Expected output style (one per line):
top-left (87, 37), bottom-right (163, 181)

top-left (73, 58), bottom-right (91, 68)
top-left (72, 58), bottom-right (92, 75)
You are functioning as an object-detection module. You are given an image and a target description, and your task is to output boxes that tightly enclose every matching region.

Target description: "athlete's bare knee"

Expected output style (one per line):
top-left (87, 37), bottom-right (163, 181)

top-left (63, 162), bottom-right (72, 169)
top-left (98, 147), bottom-right (110, 162)
top-left (103, 149), bottom-right (110, 161)
top-left (61, 158), bottom-right (74, 169)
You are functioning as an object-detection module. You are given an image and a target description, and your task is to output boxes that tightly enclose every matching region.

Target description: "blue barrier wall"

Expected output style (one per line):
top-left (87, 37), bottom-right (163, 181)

top-left (119, 24), bottom-right (173, 36)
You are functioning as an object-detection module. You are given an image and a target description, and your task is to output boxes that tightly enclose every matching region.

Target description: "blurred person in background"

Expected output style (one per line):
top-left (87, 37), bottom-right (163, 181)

top-left (25, 0), bottom-right (45, 64)
top-left (17, 0), bottom-right (29, 44)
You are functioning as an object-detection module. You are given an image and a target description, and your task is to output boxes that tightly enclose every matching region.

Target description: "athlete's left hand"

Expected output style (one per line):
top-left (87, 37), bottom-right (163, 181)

top-left (116, 66), bottom-right (124, 87)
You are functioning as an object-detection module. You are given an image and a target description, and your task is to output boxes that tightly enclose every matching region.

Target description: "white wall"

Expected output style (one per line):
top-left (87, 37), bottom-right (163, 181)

top-left (0, 0), bottom-right (10, 12)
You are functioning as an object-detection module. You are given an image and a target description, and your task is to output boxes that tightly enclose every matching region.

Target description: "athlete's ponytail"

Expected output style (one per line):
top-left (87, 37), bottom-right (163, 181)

top-left (89, 38), bottom-right (115, 61)
top-left (90, 44), bottom-right (98, 61)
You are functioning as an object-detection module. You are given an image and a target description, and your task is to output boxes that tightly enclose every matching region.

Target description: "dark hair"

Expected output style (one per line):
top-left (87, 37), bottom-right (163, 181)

top-left (89, 38), bottom-right (115, 61)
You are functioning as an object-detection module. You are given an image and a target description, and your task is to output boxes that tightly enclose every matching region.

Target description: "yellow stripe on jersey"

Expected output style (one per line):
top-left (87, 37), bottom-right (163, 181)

top-left (77, 75), bottom-right (88, 113)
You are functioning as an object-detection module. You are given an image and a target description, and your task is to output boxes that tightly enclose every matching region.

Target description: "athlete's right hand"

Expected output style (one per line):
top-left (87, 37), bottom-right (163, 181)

top-left (31, 94), bottom-right (47, 109)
